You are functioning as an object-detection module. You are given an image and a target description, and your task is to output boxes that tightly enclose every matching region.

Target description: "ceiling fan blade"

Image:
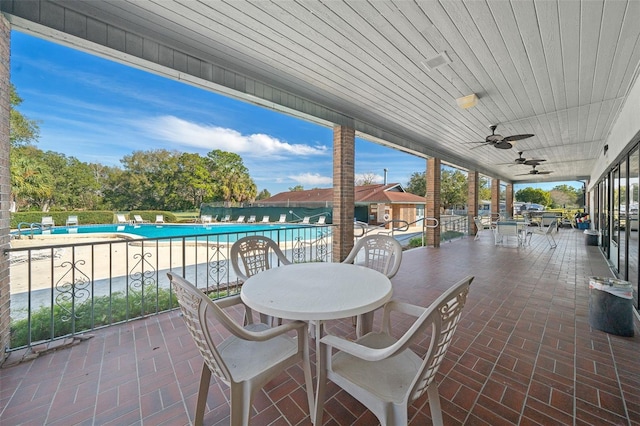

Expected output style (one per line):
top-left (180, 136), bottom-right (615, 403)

top-left (537, 171), bottom-right (553, 174)
top-left (493, 141), bottom-right (513, 149)
top-left (503, 133), bottom-right (534, 142)
top-left (470, 143), bottom-right (491, 150)
top-left (523, 159), bottom-right (546, 165)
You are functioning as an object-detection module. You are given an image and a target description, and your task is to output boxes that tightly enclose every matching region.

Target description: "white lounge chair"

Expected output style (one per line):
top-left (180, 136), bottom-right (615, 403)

top-left (155, 215), bottom-right (164, 223)
top-left (220, 214), bottom-right (230, 222)
top-left (261, 215), bottom-right (270, 223)
top-left (317, 216), bottom-right (326, 225)
top-left (116, 214), bottom-right (129, 224)
top-left (236, 215), bottom-right (245, 223)
top-left (277, 214), bottom-right (287, 223)
top-left (247, 215), bottom-right (256, 223)
top-left (301, 216), bottom-right (310, 224)
top-left (200, 214), bottom-right (212, 224)
top-left (41, 216), bottom-right (54, 228)
top-left (65, 215), bottom-right (78, 226)
top-left (133, 214), bottom-right (149, 224)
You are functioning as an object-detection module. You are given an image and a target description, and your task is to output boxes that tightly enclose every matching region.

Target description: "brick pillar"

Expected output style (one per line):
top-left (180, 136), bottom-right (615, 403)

top-left (332, 126), bottom-right (355, 262)
top-left (505, 184), bottom-right (514, 219)
top-left (491, 179), bottom-right (500, 220)
top-left (0, 16), bottom-right (11, 362)
top-left (426, 158), bottom-right (440, 247)
top-left (468, 171), bottom-right (479, 235)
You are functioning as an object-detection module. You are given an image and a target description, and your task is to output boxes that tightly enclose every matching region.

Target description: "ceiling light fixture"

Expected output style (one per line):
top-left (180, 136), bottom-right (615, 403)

top-left (456, 93), bottom-right (478, 109)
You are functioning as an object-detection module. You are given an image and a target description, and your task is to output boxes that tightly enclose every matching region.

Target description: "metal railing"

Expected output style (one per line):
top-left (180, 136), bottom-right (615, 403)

top-left (5, 225), bottom-right (333, 351)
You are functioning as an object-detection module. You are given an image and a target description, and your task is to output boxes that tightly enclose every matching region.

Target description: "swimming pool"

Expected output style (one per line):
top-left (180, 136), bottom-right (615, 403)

top-left (17, 223), bottom-right (328, 242)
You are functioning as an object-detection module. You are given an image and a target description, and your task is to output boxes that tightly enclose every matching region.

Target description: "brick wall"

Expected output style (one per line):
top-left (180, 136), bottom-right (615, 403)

top-left (0, 15), bottom-right (11, 361)
top-left (332, 126), bottom-right (354, 262)
top-left (491, 179), bottom-right (500, 219)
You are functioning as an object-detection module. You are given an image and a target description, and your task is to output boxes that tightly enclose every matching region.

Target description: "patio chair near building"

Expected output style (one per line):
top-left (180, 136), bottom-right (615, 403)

top-left (168, 272), bottom-right (314, 426)
top-left (318, 275), bottom-right (473, 426)
top-left (473, 216), bottom-right (492, 240)
top-left (527, 220), bottom-right (558, 249)
top-left (230, 235), bottom-right (291, 326)
top-left (494, 221), bottom-right (523, 247)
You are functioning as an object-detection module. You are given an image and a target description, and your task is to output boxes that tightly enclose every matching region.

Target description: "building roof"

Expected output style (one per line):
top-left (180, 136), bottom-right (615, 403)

top-left (260, 184), bottom-right (425, 205)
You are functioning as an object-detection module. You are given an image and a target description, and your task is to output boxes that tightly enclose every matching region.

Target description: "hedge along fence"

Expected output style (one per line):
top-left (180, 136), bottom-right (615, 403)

top-left (10, 210), bottom-right (178, 228)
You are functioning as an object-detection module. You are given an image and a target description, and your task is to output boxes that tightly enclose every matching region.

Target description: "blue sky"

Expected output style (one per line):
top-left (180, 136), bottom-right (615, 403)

top-left (11, 31), bottom-right (576, 196)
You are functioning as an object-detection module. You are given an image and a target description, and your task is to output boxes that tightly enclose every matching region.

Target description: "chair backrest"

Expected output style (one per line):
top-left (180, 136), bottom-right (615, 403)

top-left (261, 215), bottom-right (270, 223)
top-left (236, 215), bottom-right (245, 223)
top-left (168, 272), bottom-right (236, 385)
top-left (247, 215), bottom-right (256, 222)
top-left (495, 221), bottom-right (519, 236)
top-left (397, 275), bottom-right (473, 403)
top-left (134, 214), bottom-right (145, 223)
top-left (473, 216), bottom-right (484, 230)
top-left (230, 235), bottom-right (291, 281)
top-left (317, 216), bottom-right (326, 225)
top-left (41, 216), bottom-right (54, 226)
top-left (116, 214), bottom-right (127, 223)
top-left (342, 234), bottom-right (403, 279)
top-left (278, 214), bottom-right (287, 223)
top-left (155, 215), bottom-right (164, 222)
top-left (201, 214), bottom-right (212, 223)
top-left (66, 215), bottom-right (78, 224)
top-left (302, 216), bottom-right (310, 224)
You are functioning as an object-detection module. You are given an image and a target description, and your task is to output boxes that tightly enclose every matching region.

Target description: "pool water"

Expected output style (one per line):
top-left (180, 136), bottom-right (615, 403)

top-left (19, 223), bottom-right (326, 242)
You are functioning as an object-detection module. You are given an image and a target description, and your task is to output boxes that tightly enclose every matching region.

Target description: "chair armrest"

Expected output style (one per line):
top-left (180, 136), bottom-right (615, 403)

top-left (241, 320), bottom-right (308, 342)
top-left (320, 334), bottom-right (396, 362)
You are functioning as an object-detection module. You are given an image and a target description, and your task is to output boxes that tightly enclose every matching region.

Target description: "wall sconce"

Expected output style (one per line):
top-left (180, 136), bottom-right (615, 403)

top-left (604, 144), bottom-right (609, 155)
top-left (456, 93), bottom-right (478, 109)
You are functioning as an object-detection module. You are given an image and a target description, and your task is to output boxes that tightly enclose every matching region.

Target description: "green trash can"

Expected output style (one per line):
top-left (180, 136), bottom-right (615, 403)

top-left (588, 277), bottom-right (634, 337)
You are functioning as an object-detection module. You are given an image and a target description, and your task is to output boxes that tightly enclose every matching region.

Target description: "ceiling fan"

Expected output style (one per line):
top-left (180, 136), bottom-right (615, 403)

top-left (516, 164), bottom-right (553, 176)
top-left (511, 151), bottom-right (546, 166)
top-left (470, 125), bottom-right (534, 149)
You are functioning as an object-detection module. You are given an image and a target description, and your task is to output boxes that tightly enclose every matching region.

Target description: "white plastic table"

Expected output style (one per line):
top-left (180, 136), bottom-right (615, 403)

top-left (240, 262), bottom-right (392, 424)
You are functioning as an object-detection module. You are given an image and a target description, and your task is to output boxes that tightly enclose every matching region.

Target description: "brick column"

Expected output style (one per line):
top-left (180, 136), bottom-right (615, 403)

top-left (332, 126), bottom-right (355, 262)
top-left (505, 184), bottom-right (514, 218)
top-left (426, 158), bottom-right (440, 247)
top-left (468, 171), bottom-right (479, 235)
top-left (0, 16), bottom-right (11, 362)
top-left (491, 179), bottom-right (500, 220)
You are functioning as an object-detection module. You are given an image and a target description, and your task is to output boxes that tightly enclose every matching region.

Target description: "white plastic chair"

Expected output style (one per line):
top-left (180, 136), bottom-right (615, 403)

top-left (528, 220), bottom-right (558, 248)
top-left (317, 216), bottom-right (326, 225)
top-left (65, 215), bottom-right (78, 226)
top-left (230, 236), bottom-right (292, 325)
top-left (116, 214), bottom-right (129, 224)
top-left (493, 221), bottom-right (522, 246)
top-left (236, 215), bottom-right (245, 223)
top-left (247, 215), bottom-right (256, 223)
top-left (41, 216), bottom-right (55, 227)
top-left (133, 214), bottom-right (149, 224)
top-left (168, 272), bottom-right (314, 426)
top-left (473, 216), bottom-right (491, 240)
top-left (342, 234), bottom-right (403, 337)
top-left (301, 216), bottom-right (310, 224)
top-left (155, 215), bottom-right (164, 223)
top-left (318, 275), bottom-right (473, 426)
top-left (277, 214), bottom-right (287, 223)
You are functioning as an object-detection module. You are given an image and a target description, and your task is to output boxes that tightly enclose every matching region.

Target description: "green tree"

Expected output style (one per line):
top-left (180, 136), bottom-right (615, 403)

top-left (515, 187), bottom-right (552, 206)
top-left (289, 185), bottom-right (304, 192)
top-left (479, 177), bottom-right (491, 201)
top-left (207, 150), bottom-right (257, 203)
top-left (10, 146), bottom-right (53, 211)
top-left (405, 171), bottom-right (425, 196)
top-left (171, 153), bottom-right (216, 210)
top-left (440, 169), bottom-right (467, 209)
top-left (256, 189), bottom-right (271, 200)
top-left (549, 184), bottom-right (581, 208)
top-left (9, 83), bottom-right (40, 147)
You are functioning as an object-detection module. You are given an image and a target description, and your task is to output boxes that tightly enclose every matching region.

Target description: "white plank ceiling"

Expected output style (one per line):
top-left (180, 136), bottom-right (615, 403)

top-left (6, 0), bottom-right (640, 184)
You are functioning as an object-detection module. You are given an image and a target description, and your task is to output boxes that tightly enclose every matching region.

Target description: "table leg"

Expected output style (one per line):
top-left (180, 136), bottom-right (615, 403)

top-left (313, 320), bottom-right (326, 425)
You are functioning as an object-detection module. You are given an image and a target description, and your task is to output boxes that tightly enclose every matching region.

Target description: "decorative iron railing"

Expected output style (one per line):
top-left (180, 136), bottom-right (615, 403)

top-left (5, 225), bottom-right (333, 350)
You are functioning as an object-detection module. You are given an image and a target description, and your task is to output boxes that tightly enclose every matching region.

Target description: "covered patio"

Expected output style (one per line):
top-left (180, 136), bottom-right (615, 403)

top-left (2, 228), bottom-right (638, 425)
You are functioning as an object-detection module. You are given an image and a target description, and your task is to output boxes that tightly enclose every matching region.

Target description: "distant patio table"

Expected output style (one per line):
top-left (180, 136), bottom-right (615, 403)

top-left (240, 262), bottom-right (392, 425)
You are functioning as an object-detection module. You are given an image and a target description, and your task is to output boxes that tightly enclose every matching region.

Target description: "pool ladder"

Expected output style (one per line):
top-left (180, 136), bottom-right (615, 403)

top-left (15, 222), bottom-right (48, 239)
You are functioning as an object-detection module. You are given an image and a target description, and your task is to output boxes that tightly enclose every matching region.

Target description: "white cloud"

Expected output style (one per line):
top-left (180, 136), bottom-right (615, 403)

top-left (137, 115), bottom-right (327, 157)
top-left (288, 173), bottom-right (333, 186)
